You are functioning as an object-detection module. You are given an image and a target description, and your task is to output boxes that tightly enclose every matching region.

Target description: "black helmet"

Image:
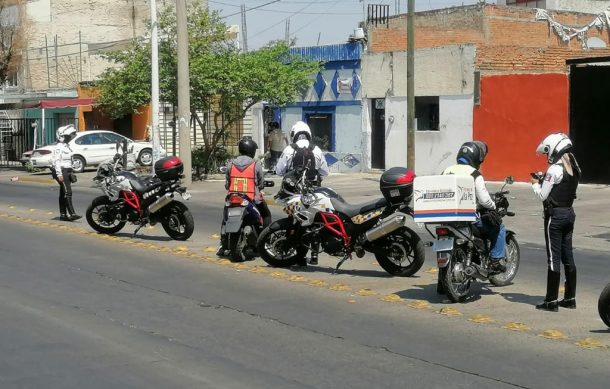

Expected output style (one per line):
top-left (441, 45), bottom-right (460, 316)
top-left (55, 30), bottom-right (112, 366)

top-left (457, 141), bottom-right (488, 169)
top-left (238, 138), bottom-right (258, 158)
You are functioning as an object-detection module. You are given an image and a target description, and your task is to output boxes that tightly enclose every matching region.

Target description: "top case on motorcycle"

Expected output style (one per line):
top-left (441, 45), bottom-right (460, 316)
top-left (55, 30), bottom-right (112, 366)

top-left (330, 197), bottom-right (388, 218)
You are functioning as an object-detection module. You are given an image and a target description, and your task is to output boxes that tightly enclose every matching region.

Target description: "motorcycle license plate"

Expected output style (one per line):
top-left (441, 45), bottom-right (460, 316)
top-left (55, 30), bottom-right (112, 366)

top-left (181, 190), bottom-right (191, 200)
top-left (432, 238), bottom-right (454, 252)
top-left (228, 208), bottom-right (244, 217)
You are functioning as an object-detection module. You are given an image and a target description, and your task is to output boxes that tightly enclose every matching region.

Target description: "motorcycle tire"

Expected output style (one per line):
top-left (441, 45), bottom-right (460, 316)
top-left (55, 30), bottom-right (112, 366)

top-left (489, 234), bottom-right (520, 287)
top-left (374, 227), bottom-right (425, 277)
top-left (440, 248), bottom-right (472, 303)
top-left (227, 232), bottom-right (246, 263)
top-left (86, 195), bottom-right (126, 234)
top-left (161, 200), bottom-right (194, 241)
top-left (598, 282), bottom-right (610, 328)
top-left (257, 218), bottom-right (307, 268)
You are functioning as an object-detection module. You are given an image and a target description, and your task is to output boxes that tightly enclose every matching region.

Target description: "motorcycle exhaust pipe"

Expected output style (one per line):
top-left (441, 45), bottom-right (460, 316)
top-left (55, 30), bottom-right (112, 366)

top-left (148, 193), bottom-right (173, 214)
top-left (365, 212), bottom-right (408, 242)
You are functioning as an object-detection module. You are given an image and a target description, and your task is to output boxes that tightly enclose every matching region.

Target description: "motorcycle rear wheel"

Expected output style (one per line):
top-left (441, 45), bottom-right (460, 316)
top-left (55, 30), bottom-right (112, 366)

top-left (227, 232), bottom-right (248, 263)
top-left (161, 201), bottom-right (194, 241)
top-left (489, 234), bottom-right (520, 286)
top-left (598, 282), bottom-right (610, 328)
top-left (257, 218), bottom-right (307, 268)
top-left (374, 227), bottom-right (425, 277)
top-left (440, 248), bottom-right (472, 303)
top-left (86, 196), bottom-right (126, 234)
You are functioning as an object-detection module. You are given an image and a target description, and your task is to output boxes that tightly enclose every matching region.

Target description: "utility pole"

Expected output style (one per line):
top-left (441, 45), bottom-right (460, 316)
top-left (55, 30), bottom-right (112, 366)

top-left (150, 0), bottom-right (161, 175)
top-left (406, 0), bottom-right (415, 171)
top-left (241, 4), bottom-right (248, 52)
top-left (177, 0), bottom-right (192, 187)
top-left (285, 18), bottom-right (290, 44)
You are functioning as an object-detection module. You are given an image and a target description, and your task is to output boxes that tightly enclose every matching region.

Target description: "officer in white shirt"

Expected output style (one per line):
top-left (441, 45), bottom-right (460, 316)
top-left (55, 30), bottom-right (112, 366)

top-left (52, 125), bottom-right (81, 221)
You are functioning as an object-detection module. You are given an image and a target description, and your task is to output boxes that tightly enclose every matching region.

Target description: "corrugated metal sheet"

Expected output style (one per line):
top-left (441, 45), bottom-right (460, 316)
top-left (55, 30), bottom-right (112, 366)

top-left (289, 43), bottom-right (363, 62)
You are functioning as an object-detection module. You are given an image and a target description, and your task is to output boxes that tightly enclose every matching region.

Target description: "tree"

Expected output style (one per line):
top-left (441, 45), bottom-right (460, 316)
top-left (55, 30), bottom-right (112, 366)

top-left (95, 0), bottom-right (320, 173)
top-left (0, 1), bottom-right (23, 86)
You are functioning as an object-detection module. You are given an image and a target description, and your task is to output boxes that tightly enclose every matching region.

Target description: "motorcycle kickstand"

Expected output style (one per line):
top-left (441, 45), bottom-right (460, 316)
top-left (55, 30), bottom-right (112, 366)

top-left (132, 222), bottom-right (146, 238)
top-left (333, 253), bottom-right (352, 274)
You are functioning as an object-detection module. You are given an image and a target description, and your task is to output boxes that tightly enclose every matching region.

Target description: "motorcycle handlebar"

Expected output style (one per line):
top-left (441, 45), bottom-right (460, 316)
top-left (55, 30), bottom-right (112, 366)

top-left (505, 211), bottom-right (515, 217)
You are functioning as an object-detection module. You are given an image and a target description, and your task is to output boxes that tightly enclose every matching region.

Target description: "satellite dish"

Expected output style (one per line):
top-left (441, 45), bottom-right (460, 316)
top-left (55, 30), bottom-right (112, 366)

top-left (587, 37), bottom-right (607, 49)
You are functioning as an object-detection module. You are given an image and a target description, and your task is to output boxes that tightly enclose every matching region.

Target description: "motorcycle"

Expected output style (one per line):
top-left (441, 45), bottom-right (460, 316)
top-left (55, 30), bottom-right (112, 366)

top-left (86, 150), bottom-right (194, 240)
top-left (599, 282), bottom-right (610, 328)
top-left (219, 170), bottom-right (275, 262)
top-left (256, 167), bottom-right (426, 276)
top-left (427, 176), bottom-right (520, 303)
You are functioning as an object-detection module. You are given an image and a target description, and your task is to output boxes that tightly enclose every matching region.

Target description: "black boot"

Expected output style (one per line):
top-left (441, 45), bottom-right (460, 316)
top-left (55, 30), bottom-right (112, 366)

top-left (309, 252), bottom-right (318, 266)
top-left (559, 268), bottom-right (577, 309)
top-left (60, 213), bottom-right (71, 221)
top-left (66, 197), bottom-right (82, 221)
top-left (537, 269), bottom-right (560, 312)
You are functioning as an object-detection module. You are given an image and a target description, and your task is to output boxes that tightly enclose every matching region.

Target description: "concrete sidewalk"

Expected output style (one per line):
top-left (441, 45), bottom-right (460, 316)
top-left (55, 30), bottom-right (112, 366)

top-left (3, 167), bottom-right (610, 252)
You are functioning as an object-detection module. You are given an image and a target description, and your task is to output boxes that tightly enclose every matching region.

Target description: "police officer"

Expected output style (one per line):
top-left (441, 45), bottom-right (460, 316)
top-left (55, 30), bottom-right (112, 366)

top-left (51, 124), bottom-right (81, 221)
top-left (217, 138), bottom-right (271, 256)
top-left (532, 133), bottom-right (581, 312)
top-left (275, 121), bottom-right (329, 178)
top-left (443, 141), bottom-right (507, 275)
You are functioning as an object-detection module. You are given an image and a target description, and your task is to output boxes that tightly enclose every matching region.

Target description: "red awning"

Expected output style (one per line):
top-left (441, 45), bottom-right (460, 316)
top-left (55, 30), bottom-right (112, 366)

top-left (39, 98), bottom-right (95, 109)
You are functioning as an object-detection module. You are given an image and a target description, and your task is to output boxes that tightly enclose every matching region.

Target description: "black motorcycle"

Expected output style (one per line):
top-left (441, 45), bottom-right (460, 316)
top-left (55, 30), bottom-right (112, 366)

top-left (428, 177), bottom-right (520, 302)
top-left (220, 178), bottom-right (275, 262)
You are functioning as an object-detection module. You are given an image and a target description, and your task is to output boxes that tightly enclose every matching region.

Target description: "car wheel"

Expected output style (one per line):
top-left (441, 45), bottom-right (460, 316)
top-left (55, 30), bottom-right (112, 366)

top-left (72, 155), bottom-right (86, 173)
top-left (138, 149), bottom-right (153, 166)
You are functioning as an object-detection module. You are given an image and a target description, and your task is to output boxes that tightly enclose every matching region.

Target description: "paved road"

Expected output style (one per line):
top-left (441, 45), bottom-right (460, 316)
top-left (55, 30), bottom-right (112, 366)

top-left (2, 215), bottom-right (610, 388)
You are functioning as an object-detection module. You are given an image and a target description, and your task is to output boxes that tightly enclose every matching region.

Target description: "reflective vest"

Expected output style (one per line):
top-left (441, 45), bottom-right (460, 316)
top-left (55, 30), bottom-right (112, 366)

top-left (229, 162), bottom-right (256, 201)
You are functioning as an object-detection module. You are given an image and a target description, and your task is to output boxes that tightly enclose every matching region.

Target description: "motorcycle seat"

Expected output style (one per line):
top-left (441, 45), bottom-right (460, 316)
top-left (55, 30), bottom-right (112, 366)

top-left (120, 171), bottom-right (156, 193)
top-left (330, 197), bottom-right (388, 218)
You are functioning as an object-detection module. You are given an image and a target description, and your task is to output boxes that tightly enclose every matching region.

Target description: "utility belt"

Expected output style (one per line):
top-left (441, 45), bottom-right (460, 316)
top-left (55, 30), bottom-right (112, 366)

top-left (543, 199), bottom-right (573, 217)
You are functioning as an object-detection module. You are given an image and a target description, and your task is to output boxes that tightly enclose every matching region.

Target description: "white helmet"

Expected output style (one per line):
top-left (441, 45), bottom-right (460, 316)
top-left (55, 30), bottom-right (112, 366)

top-left (289, 121), bottom-right (311, 143)
top-left (536, 133), bottom-right (572, 164)
top-left (56, 124), bottom-right (77, 143)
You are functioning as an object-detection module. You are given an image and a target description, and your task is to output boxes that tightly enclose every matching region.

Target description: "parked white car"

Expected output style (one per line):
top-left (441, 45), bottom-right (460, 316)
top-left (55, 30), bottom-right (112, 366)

top-left (29, 130), bottom-right (166, 172)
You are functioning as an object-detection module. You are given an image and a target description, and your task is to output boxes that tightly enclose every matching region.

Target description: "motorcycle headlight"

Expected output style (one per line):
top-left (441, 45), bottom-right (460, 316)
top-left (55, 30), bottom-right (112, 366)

top-left (301, 193), bottom-right (316, 207)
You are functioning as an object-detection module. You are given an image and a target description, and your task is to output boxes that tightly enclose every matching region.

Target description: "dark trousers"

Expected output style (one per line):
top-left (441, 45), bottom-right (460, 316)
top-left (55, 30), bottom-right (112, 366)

top-left (256, 200), bottom-right (272, 229)
top-left (543, 207), bottom-right (577, 302)
top-left (54, 167), bottom-right (75, 216)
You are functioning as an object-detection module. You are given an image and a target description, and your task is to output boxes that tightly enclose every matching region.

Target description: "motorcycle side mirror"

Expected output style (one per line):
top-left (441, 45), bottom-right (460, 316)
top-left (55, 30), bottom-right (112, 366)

top-left (219, 166), bottom-right (227, 174)
top-left (264, 180), bottom-right (275, 188)
top-left (505, 176), bottom-right (514, 185)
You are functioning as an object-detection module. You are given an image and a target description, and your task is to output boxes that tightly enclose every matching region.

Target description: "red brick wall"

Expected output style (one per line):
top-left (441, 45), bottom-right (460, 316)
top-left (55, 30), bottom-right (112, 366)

top-left (368, 5), bottom-right (610, 72)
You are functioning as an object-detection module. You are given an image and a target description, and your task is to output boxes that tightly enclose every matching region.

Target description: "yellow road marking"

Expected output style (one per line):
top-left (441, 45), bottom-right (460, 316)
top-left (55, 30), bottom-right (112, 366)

top-left (381, 294), bottom-right (402, 303)
top-left (468, 314), bottom-right (495, 324)
top-left (503, 322), bottom-right (530, 332)
top-left (539, 329), bottom-right (567, 340)
top-left (575, 338), bottom-right (605, 349)
top-left (438, 307), bottom-right (462, 316)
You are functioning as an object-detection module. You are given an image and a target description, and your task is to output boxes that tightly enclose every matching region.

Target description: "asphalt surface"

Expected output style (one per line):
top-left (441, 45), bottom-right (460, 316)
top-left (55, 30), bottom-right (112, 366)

top-left (1, 167), bottom-right (610, 388)
top-left (1, 215), bottom-right (610, 389)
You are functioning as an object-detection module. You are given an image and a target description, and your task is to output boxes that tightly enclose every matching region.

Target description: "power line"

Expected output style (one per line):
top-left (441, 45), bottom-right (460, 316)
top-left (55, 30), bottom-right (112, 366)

top-left (221, 0), bottom-right (281, 19)
top-left (248, 0), bottom-right (322, 41)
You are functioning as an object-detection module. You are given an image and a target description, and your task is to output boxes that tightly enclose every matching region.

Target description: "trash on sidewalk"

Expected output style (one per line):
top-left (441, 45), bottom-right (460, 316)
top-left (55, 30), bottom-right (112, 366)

top-left (10, 176), bottom-right (18, 181)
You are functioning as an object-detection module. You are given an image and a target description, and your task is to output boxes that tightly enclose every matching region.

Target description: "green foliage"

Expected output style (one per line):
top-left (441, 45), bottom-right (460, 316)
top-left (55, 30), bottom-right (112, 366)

top-left (24, 161), bottom-right (43, 173)
top-left (95, 0), bottom-right (321, 170)
top-left (191, 144), bottom-right (233, 179)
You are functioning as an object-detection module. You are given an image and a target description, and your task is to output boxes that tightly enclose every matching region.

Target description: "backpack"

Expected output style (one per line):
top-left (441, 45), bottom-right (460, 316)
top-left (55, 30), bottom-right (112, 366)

top-left (289, 143), bottom-right (317, 180)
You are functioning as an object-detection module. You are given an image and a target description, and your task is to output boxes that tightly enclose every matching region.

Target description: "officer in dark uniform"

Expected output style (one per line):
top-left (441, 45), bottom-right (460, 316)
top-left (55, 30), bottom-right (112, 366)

top-left (532, 133), bottom-right (581, 312)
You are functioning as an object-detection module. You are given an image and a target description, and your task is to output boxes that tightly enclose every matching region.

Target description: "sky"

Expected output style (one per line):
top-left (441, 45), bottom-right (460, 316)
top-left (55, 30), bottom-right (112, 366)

top-left (209, 0), bottom-right (497, 50)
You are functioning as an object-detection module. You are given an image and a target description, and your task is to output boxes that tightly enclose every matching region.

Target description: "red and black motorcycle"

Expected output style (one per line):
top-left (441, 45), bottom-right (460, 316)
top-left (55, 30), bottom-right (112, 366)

top-left (86, 155), bottom-right (194, 240)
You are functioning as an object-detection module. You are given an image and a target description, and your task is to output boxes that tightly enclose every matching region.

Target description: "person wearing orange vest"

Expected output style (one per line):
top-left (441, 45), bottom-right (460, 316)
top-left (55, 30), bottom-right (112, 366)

top-left (217, 138), bottom-right (271, 256)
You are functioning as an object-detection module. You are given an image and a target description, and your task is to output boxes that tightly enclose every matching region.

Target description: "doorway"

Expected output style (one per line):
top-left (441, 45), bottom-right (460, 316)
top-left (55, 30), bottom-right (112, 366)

top-left (569, 63), bottom-right (610, 184)
top-left (371, 98), bottom-right (385, 169)
top-left (304, 109), bottom-right (334, 151)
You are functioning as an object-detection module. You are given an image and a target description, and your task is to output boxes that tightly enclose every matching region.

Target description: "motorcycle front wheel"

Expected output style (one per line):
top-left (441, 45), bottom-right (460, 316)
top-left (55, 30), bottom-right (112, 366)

top-left (257, 218), bottom-right (307, 268)
top-left (598, 282), bottom-right (610, 328)
top-left (160, 201), bottom-right (194, 241)
top-left (440, 247), bottom-right (472, 303)
top-left (374, 227), bottom-right (425, 277)
top-left (86, 195), bottom-right (126, 234)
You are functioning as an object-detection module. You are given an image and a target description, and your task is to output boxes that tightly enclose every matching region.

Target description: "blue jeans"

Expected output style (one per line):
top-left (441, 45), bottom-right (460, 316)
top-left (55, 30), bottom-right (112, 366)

top-left (475, 219), bottom-right (506, 260)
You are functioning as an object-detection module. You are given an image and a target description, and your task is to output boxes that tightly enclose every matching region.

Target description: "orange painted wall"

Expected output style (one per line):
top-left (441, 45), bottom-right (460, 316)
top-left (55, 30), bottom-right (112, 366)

top-left (474, 73), bottom-right (569, 182)
top-left (132, 105), bottom-right (151, 140)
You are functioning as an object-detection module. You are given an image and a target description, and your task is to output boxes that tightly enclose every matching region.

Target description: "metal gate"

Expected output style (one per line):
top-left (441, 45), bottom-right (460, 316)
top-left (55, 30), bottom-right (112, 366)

top-left (0, 115), bottom-right (78, 167)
